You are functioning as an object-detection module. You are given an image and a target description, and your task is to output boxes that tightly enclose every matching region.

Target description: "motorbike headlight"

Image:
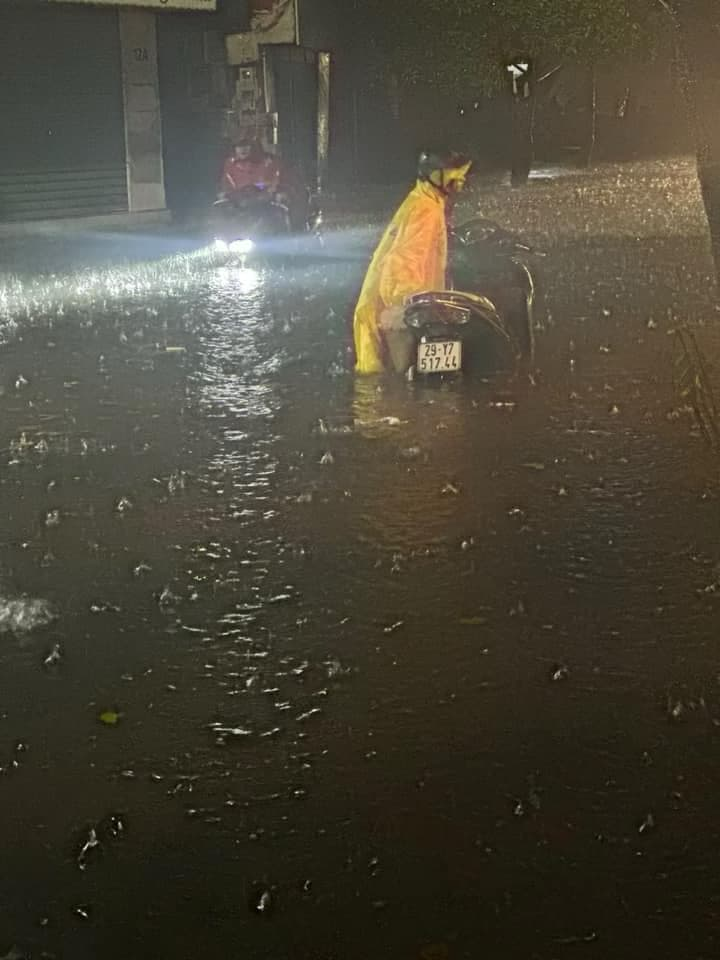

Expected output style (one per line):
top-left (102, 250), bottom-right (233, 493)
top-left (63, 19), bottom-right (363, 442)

top-left (229, 238), bottom-right (254, 255)
top-left (214, 238), bottom-right (230, 253)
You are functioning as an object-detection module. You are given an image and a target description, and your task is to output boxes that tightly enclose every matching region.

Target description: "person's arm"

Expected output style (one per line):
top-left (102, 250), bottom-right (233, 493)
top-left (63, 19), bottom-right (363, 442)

top-left (265, 158), bottom-right (281, 192)
top-left (379, 206), bottom-right (440, 306)
top-left (222, 159), bottom-right (238, 192)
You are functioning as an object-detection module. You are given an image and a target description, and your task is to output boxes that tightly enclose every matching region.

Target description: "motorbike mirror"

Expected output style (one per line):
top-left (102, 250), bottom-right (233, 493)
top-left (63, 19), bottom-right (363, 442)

top-left (403, 307), bottom-right (426, 330)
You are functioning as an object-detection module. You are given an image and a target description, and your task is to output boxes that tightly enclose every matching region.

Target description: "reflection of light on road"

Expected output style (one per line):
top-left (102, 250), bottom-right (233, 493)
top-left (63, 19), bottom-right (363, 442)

top-left (199, 260), bottom-right (278, 438)
top-left (0, 247), bottom-right (216, 324)
top-left (529, 166), bottom-right (583, 181)
top-left (214, 265), bottom-right (262, 296)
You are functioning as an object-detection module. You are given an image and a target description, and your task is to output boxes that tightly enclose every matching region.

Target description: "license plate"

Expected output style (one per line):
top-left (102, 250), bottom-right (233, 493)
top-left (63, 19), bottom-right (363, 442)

top-left (417, 340), bottom-right (462, 373)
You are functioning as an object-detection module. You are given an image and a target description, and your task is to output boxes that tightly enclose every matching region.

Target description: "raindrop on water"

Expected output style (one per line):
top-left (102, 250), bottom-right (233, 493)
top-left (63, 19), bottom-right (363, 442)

top-left (550, 664), bottom-right (569, 682)
top-left (105, 813), bottom-right (127, 840)
top-left (441, 481), bottom-right (461, 495)
top-left (44, 509), bottom-right (61, 528)
top-left (157, 586), bottom-right (179, 608)
top-left (167, 470), bottom-right (186, 495)
top-left (249, 888), bottom-right (274, 915)
top-left (77, 826), bottom-right (100, 871)
top-left (43, 642), bottom-right (63, 670)
top-left (638, 812), bottom-right (656, 834)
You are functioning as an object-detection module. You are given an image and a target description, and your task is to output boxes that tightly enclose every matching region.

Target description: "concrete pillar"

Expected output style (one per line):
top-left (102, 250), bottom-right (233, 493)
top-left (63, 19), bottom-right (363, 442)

top-left (118, 9), bottom-right (166, 213)
top-left (316, 52), bottom-right (331, 193)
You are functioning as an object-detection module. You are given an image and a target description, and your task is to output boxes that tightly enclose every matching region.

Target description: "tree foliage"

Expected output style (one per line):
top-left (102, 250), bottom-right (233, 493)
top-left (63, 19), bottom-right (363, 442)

top-left (360, 0), bottom-right (661, 95)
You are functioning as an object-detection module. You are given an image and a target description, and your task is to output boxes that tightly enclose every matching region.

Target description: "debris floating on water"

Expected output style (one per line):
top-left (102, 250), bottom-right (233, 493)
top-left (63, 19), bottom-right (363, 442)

top-left (99, 710), bottom-right (121, 726)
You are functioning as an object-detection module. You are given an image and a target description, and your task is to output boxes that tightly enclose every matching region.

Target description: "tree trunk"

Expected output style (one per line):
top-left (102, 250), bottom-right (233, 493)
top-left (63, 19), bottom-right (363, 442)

top-left (510, 93), bottom-right (535, 187)
top-left (582, 65), bottom-right (597, 168)
top-left (669, 1), bottom-right (720, 286)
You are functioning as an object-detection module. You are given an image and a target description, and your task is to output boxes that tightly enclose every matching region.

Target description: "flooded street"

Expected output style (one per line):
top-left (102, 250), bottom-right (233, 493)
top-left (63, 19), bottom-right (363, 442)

top-left (3, 159), bottom-right (720, 959)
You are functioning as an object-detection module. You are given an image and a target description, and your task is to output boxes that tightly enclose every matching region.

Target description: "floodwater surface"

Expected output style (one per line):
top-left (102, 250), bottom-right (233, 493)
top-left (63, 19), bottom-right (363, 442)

top-left (2, 159), bottom-right (720, 959)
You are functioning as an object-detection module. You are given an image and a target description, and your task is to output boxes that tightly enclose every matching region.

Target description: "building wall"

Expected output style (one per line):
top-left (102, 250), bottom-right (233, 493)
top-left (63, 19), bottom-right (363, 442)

top-left (119, 9), bottom-right (166, 212)
top-left (0, 0), bottom-right (226, 222)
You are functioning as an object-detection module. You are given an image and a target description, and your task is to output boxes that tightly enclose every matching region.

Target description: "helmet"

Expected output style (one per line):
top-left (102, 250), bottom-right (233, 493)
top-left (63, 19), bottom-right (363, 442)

top-left (418, 151), bottom-right (472, 194)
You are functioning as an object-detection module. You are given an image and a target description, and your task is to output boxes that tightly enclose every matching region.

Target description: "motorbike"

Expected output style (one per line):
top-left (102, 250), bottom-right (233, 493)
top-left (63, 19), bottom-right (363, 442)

top-left (211, 184), bottom-right (322, 260)
top-left (401, 218), bottom-right (543, 377)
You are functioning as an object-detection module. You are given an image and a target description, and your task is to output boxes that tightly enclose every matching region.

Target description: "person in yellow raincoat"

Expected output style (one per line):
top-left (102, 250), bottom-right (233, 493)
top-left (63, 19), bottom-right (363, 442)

top-left (353, 151), bottom-right (472, 374)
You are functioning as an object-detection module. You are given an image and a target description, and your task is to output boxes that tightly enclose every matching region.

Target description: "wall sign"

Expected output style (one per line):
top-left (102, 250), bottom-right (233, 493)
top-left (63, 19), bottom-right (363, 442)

top-left (49, 0), bottom-right (217, 11)
top-left (250, 0), bottom-right (296, 43)
top-left (226, 0), bottom-right (297, 65)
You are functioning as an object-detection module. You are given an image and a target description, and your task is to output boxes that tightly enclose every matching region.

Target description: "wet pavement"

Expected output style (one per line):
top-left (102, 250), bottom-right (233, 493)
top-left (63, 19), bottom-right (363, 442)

top-left (2, 158), bottom-right (720, 959)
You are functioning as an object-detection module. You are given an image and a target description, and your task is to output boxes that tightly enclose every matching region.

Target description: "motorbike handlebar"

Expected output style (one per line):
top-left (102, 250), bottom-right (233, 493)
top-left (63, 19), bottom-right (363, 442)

top-left (452, 219), bottom-right (545, 257)
top-left (512, 240), bottom-right (546, 257)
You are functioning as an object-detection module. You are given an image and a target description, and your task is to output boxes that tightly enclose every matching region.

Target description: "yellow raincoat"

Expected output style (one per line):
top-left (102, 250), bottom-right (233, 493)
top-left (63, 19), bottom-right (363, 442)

top-left (353, 180), bottom-right (448, 374)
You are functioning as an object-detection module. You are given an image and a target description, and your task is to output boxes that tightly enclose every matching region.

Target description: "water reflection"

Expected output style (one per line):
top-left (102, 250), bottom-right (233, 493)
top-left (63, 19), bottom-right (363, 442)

top-left (212, 264), bottom-right (263, 298)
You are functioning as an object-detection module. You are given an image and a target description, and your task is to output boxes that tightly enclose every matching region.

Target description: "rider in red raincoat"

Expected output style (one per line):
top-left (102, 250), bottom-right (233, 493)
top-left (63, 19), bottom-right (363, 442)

top-left (220, 141), bottom-right (280, 201)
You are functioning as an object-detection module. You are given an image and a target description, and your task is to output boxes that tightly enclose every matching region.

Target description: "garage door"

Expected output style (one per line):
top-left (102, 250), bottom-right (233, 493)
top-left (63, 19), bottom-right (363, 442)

top-left (0, 4), bottom-right (128, 221)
